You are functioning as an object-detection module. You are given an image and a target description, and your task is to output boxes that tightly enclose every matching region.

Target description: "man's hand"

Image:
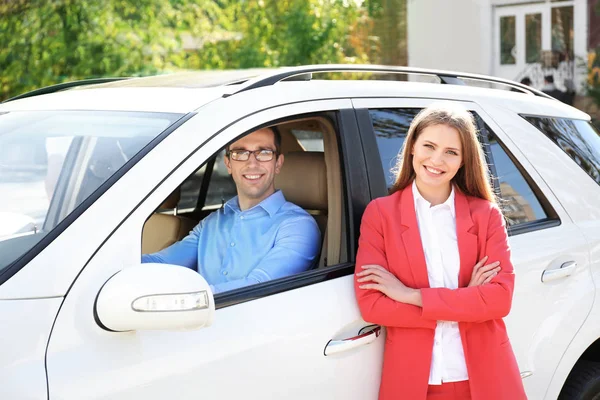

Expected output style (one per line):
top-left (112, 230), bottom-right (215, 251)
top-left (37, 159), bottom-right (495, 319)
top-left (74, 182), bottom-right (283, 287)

top-left (468, 256), bottom-right (500, 287)
top-left (357, 264), bottom-right (421, 305)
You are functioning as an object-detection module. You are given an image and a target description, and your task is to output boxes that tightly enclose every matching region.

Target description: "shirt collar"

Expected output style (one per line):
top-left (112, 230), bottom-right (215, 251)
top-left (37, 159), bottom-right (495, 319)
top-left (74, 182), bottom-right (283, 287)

top-left (224, 190), bottom-right (286, 217)
top-left (412, 180), bottom-right (456, 218)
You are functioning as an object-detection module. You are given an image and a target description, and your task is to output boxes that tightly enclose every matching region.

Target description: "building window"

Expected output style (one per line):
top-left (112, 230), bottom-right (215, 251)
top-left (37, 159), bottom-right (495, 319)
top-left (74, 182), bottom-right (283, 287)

top-left (500, 15), bottom-right (516, 65)
top-left (552, 6), bottom-right (574, 61)
top-left (526, 13), bottom-right (542, 63)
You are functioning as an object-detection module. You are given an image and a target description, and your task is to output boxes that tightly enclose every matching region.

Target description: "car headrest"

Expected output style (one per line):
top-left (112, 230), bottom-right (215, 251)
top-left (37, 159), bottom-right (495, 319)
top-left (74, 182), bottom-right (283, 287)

top-left (274, 151), bottom-right (327, 211)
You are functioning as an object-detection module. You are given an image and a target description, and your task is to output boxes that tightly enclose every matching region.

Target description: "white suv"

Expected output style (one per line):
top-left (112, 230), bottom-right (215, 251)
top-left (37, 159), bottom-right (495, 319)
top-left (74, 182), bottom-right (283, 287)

top-left (1, 65), bottom-right (599, 400)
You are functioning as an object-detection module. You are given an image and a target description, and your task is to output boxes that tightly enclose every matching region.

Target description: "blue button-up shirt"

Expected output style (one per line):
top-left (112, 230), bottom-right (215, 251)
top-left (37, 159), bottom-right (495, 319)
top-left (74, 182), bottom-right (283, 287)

top-left (142, 190), bottom-right (320, 294)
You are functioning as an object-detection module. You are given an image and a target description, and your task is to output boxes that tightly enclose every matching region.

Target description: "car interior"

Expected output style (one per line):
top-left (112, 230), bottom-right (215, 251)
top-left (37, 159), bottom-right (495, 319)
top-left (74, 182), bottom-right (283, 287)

top-left (141, 114), bottom-right (345, 272)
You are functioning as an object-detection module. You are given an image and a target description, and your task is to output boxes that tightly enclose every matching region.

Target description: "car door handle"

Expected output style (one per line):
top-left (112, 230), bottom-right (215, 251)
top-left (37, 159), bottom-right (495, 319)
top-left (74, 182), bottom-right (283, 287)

top-left (324, 325), bottom-right (381, 356)
top-left (542, 261), bottom-right (577, 283)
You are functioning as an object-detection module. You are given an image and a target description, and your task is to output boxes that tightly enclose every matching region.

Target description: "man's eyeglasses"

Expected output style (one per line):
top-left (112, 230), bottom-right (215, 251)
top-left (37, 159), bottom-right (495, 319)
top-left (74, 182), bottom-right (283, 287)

top-left (228, 149), bottom-right (277, 162)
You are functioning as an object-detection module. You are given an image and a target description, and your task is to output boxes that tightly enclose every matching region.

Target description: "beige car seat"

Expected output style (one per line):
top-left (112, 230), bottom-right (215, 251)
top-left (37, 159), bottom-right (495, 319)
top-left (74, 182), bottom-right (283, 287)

top-left (274, 151), bottom-right (327, 265)
top-left (142, 189), bottom-right (197, 254)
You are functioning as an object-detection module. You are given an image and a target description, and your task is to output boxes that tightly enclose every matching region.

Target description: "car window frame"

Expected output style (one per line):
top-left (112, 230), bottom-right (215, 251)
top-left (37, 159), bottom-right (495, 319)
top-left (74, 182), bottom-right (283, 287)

top-left (351, 97), bottom-right (562, 237)
top-left (214, 110), bottom-right (360, 307)
top-left (137, 103), bottom-right (366, 309)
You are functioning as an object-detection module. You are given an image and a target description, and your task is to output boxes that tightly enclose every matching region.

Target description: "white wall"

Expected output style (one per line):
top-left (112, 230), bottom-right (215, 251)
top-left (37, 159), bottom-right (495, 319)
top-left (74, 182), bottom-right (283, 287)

top-left (407, 0), bottom-right (493, 75)
top-left (407, 0), bottom-right (588, 91)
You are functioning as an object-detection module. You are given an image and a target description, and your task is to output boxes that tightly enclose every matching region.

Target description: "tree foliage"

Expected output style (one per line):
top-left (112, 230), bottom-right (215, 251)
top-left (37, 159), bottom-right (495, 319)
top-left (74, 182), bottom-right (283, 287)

top-left (0, 0), bottom-right (225, 99)
top-left (196, 0), bottom-right (372, 69)
top-left (0, 0), bottom-right (406, 100)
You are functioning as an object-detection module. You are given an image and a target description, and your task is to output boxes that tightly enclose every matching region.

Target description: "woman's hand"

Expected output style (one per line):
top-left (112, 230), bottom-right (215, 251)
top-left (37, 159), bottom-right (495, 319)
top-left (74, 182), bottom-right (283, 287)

top-left (357, 264), bottom-right (422, 306)
top-left (468, 256), bottom-right (501, 287)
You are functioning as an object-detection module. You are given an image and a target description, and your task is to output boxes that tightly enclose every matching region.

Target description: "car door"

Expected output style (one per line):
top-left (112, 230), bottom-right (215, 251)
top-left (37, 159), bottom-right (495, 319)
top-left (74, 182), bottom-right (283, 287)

top-left (45, 99), bottom-right (384, 400)
top-left (352, 97), bottom-right (593, 400)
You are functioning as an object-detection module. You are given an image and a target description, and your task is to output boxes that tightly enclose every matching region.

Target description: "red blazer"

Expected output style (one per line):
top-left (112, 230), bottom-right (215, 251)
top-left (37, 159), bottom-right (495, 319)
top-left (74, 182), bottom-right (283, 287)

top-left (354, 185), bottom-right (526, 400)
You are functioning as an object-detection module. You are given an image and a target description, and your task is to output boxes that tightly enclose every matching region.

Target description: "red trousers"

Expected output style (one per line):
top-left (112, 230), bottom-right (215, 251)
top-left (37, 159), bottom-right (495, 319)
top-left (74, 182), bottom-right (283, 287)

top-left (426, 380), bottom-right (471, 400)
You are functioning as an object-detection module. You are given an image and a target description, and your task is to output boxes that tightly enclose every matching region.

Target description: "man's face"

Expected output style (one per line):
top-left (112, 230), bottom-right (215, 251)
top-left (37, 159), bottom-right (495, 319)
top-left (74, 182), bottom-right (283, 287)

top-left (224, 128), bottom-right (284, 209)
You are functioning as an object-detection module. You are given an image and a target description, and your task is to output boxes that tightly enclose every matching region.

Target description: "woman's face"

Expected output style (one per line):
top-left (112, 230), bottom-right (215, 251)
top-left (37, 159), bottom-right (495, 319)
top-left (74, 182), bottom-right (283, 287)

top-left (411, 123), bottom-right (463, 193)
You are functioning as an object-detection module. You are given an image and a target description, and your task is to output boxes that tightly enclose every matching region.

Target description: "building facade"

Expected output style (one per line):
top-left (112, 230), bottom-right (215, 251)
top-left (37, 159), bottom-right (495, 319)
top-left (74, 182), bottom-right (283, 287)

top-left (407, 0), bottom-right (592, 96)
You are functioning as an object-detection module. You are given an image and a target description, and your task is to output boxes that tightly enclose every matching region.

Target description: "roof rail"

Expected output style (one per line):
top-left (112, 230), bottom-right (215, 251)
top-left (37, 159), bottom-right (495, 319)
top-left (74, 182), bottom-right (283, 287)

top-left (227, 64), bottom-right (553, 99)
top-left (3, 77), bottom-right (131, 103)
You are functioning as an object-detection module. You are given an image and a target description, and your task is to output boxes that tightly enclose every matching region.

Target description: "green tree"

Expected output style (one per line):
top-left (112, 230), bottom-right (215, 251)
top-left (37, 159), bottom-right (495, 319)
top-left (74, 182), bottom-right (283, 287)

top-left (0, 0), bottom-right (226, 100)
top-left (365, 0), bottom-right (407, 67)
top-left (0, 0), bottom-right (383, 100)
top-left (196, 0), bottom-right (370, 69)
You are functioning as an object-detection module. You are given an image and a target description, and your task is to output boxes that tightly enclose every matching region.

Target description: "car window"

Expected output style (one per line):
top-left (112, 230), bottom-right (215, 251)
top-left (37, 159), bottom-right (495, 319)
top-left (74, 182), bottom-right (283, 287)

top-left (524, 116), bottom-right (600, 186)
top-left (142, 114), bottom-right (347, 303)
top-left (291, 129), bottom-right (324, 151)
top-left (0, 110), bottom-right (181, 273)
top-left (205, 150), bottom-right (237, 208)
top-left (369, 108), bottom-right (550, 228)
top-left (176, 150), bottom-right (237, 212)
top-left (479, 122), bottom-right (549, 226)
top-left (369, 108), bottom-right (420, 186)
top-left (178, 165), bottom-right (207, 211)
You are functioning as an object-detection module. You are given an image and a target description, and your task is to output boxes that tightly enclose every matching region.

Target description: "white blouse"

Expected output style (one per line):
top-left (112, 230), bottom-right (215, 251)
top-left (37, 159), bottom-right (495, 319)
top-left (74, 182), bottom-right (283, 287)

top-left (412, 181), bottom-right (469, 385)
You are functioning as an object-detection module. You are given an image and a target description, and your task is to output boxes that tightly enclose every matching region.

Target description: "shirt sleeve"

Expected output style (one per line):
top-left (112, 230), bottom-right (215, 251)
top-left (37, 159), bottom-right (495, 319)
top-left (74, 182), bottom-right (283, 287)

top-left (354, 200), bottom-right (437, 330)
top-left (210, 214), bottom-right (320, 294)
top-left (420, 205), bottom-right (515, 323)
top-left (141, 221), bottom-right (201, 270)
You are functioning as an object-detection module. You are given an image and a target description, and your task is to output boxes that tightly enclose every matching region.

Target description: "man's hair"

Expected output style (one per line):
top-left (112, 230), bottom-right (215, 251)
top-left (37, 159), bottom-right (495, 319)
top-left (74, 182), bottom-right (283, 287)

top-left (520, 77), bottom-right (531, 86)
top-left (544, 75), bottom-right (554, 84)
top-left (226, 127), bottom-right (282, 156)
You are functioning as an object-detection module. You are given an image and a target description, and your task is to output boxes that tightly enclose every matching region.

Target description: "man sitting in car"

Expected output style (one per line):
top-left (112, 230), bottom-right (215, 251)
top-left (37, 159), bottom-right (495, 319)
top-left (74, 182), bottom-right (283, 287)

top-left (142, 127), bottom-right (321, 294)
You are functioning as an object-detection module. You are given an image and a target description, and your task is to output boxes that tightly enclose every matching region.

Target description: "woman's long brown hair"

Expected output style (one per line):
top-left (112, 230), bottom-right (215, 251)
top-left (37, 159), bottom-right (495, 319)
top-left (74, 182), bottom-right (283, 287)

top-left (390, 104), bottom-right (496, 203)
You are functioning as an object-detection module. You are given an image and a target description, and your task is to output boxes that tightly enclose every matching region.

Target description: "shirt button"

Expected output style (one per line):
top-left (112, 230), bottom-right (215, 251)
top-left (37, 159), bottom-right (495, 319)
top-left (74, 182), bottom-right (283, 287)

top-left (240, 215), bottom-right (244, 220)
top-left (222, 271), bottom-right (228, 276)
top-left (230, 242), bottom-right (235, 247)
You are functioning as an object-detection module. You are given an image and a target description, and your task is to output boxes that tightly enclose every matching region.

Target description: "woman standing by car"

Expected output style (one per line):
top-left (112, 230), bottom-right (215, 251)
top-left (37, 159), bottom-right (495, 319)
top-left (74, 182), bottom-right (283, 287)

top-left (354, 104), bottom-right (526, 400)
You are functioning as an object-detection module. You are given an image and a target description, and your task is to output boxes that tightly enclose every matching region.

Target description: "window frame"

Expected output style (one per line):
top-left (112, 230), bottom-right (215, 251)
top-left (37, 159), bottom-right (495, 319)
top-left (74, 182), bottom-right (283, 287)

top-left (352, 98), bottom-right (561, 237)
top-left (142, 107), bottom-right (366, 309)
top-left (213, 109), bottom-right (364, 308)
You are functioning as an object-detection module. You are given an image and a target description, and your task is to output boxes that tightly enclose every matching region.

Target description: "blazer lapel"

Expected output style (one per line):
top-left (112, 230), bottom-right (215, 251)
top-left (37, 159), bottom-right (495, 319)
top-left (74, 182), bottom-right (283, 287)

top-left (455, 189), bottom-right (478, 288)
top-left (399, 185), bottom-right (431, 289)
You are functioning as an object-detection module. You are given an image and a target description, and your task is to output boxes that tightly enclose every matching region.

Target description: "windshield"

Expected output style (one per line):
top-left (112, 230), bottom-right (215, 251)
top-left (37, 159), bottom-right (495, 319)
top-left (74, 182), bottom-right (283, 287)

top-left (0, 110), bottom-right (182, 273)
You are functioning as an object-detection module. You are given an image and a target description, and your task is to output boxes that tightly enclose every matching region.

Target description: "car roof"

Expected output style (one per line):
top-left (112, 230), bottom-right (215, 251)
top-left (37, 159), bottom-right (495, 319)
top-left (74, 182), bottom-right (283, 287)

top-left (0, 65), bottom-right (589, 120)
top-left (0, 86), bottom-right (229, 114)
top-left (0, 69), bottom-right (274, 114)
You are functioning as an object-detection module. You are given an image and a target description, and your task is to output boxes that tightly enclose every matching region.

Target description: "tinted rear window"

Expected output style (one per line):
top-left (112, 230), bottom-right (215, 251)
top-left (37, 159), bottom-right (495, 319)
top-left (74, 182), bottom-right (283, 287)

top-left (524, 116), bottom-right (600, 186)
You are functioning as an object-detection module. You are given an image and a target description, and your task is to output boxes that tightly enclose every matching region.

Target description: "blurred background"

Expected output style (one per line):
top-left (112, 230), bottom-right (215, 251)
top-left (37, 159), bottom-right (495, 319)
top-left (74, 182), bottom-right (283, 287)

top-left (1, 0), bottom-right (600, 121)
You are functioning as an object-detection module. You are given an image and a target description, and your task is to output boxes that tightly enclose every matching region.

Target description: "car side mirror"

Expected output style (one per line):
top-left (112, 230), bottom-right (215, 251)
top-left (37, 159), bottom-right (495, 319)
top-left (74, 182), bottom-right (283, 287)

top-left (95, 263), bottom-right (215, 332)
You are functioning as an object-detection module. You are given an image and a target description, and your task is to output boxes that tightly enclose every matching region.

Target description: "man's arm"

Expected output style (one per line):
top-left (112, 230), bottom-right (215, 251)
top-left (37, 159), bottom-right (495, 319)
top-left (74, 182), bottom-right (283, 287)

top-left (210, 215), bottom-right (320, 294)
top-left (141, 222), bottom-right (201, 270)
top-left (354, 201), bottom-right (436, 330)
top-left (419, 206), bottom-right (514, 322)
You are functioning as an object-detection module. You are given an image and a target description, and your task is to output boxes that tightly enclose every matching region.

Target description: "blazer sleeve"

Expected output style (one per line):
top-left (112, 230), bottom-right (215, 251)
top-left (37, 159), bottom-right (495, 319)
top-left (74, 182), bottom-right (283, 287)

top-left (354, 200), bottom-right (436, 329)
top-left (420, 205), bottom-right (515, 323)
